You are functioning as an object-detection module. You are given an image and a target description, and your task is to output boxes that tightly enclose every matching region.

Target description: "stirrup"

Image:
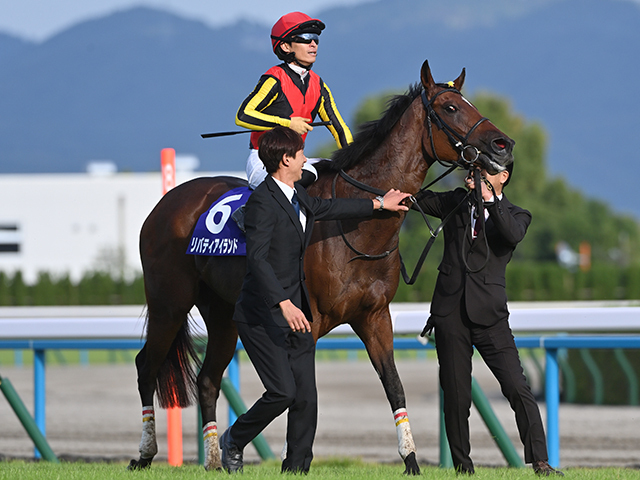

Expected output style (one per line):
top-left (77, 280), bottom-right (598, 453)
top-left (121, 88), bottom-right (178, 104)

top-left (231, 204), bottom-right (246, 233)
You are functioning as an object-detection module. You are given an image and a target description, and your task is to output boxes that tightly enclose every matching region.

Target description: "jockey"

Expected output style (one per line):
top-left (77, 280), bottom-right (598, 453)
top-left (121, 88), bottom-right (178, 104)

top-left (236, 11), bottom-right (353, 189)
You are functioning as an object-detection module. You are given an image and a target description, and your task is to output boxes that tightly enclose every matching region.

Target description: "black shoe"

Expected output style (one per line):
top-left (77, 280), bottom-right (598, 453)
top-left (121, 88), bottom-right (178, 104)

top-left (281, 466), bottom-right (310, 475)
top-left (532, 460), bottom-right (564, 476)
top-left (455, 465), bottom-right (475, 475)
top-left (220, 428), bottom-right (243, 473)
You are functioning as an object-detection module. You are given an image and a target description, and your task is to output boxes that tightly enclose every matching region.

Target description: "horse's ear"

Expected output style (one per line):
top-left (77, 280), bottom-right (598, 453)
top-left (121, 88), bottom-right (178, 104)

top-left (420, 60), bottom-right (437, 96)
top-left (453, 68), bottom-right (466, 91)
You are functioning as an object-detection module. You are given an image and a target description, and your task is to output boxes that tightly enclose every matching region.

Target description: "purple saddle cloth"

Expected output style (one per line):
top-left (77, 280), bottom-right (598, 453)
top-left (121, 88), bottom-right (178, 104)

top-left (186, 186), bottom-right (251, 256)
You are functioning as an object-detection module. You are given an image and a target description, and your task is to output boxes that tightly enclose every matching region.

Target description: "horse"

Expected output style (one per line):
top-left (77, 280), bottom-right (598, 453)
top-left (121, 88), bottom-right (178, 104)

top-left (128, 60), bottom-right (515, 473)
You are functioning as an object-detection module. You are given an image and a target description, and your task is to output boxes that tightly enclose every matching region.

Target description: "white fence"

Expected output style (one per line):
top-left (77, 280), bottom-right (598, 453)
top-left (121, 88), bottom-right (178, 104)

top-left (1, 301), bottom-right (639, 339)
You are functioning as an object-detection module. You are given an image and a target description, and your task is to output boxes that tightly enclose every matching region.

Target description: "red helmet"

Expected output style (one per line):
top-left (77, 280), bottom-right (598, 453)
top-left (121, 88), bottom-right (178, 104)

top-left (270, 12), bottom-right (325, 57)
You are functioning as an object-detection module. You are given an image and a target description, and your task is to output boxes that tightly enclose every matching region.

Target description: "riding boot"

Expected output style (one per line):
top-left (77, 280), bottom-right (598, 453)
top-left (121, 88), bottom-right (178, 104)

top-left (231, 204), bottom-right (246, 233)
top-left (296, 170), bottom-right (317, 188)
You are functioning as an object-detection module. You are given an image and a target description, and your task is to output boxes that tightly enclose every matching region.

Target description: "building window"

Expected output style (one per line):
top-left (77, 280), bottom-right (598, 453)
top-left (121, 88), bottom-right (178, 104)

top-left (0, 224), bottom-right (20, 253)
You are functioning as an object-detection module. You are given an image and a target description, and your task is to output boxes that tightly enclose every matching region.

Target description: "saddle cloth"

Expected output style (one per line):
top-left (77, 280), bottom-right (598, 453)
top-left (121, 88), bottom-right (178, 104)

top-left (186, 186), bottom-right (251, 256)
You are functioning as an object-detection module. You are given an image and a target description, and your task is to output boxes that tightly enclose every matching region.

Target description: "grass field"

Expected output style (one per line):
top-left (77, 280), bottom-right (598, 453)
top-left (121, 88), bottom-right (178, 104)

top-left (1, 459), bottom-right (639, 480)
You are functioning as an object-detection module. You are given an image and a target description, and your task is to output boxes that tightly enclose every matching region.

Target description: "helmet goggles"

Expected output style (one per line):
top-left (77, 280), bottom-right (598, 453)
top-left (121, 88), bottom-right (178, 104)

top-left (291, 32), bottom-right (320, 44)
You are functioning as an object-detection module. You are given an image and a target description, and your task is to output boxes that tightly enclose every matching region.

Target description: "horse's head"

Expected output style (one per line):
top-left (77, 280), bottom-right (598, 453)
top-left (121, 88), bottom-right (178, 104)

top-left (420, 60), bottom-right (514, 174)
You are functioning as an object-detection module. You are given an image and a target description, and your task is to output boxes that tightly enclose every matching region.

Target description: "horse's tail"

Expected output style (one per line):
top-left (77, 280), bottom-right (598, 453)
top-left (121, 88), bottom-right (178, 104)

top-left (153, 314), bottom-right (202, 409)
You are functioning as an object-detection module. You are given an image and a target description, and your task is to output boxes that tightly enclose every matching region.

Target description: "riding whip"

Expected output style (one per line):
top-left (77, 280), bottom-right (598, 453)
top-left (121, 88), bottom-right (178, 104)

top-left (201, 121), bottom-right (332, 138)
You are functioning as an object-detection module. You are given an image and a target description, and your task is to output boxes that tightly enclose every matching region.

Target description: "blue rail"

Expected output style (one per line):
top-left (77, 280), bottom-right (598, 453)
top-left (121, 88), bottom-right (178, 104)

top-left (3, 335), bottom-right (640, 467)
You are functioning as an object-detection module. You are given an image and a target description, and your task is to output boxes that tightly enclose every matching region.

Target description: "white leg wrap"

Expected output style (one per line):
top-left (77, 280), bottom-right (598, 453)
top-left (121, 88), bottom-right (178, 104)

top-left (139, 406), bottom-right (158, 459)
top-left (393, 408), bottom-right (416, 460)
top-left (203, 421), bottom-right (221, 470)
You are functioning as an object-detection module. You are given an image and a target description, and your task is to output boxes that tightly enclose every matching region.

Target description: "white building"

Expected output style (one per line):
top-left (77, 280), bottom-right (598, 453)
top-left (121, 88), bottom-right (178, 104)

top-left (0, 167), bottom-right (245, 283)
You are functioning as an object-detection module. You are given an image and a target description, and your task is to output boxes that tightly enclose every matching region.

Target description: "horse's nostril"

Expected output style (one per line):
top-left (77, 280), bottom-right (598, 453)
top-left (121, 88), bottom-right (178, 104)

top-left (494, 139), bottom-right (507, 151)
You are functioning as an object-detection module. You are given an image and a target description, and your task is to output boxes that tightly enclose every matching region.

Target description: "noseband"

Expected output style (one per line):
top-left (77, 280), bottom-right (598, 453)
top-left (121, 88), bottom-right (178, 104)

top-left (421, 88), bottom-right (488, 169)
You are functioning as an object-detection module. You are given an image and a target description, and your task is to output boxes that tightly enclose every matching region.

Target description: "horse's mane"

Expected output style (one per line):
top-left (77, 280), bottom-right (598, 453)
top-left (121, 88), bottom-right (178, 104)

top-left (316, 83), bottom-right (424, 174)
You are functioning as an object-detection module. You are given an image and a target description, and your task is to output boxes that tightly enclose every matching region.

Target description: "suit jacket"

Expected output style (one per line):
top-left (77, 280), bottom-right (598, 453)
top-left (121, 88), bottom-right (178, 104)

top-left (416, 187), bottom-right (531, 326)
top-left (233, 175), bottom-right (373, 328)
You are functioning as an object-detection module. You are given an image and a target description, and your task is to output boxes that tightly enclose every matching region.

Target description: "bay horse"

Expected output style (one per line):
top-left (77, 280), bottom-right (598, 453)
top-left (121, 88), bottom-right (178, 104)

top-left (129, 60), bottom-right (514, 473)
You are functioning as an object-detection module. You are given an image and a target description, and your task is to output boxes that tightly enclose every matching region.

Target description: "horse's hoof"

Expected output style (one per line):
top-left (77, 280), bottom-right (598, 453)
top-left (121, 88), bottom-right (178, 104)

top-left (127, 457), bottom-right (153, 470)
top-left (402, 452), bottom-right (421, 475)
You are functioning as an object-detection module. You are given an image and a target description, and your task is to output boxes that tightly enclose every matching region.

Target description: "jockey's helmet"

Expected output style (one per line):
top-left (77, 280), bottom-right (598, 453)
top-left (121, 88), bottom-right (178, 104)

top-left (271, 12), bottom-right (325, 62)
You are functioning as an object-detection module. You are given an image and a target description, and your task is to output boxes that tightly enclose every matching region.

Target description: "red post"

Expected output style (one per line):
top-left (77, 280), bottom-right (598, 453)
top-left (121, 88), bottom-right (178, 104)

top-left (161, 148), bottom-right (183, 466)
top-left (161, 148), bottom-right (176, 195)
top-left (167, 407), bottom-right (183, 466)
top-left (579, 241), bottom-right (591, 272)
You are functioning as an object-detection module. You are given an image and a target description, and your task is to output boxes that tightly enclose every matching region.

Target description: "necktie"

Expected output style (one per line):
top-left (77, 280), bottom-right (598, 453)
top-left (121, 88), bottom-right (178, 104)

top-left (473, 206), bottom-right (484, 238)
top-left (292, 191), bottom-right (300, 217)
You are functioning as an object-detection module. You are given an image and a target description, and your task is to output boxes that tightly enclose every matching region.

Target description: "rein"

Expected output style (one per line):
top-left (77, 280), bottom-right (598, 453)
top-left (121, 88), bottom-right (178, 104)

top-left (460, 168), bottom-right (494, 274)
top-left (400, 190), bottom-right (470, 284)
top-left (333, 167), bottom-right (470, 281)
top-left (331, 172), bottom-right (397, 262)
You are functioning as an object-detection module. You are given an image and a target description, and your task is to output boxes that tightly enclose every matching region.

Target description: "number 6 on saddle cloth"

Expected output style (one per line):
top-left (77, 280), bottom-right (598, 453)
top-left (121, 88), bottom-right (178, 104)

top-left (186, 187), bottom-right (251, 257)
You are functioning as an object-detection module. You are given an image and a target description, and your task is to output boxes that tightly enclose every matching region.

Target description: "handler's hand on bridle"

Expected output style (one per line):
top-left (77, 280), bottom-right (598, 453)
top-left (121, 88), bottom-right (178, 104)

top-left (465, 169), bottom-right (494, 202)
top-left (382, 189), bottom-right (412, 212)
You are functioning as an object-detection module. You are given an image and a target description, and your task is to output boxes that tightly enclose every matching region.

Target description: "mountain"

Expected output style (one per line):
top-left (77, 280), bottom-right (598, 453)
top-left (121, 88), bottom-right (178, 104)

top-left (0, 33), bottom-right (31, 64)
top-left (0, 0), bottom-right (638, 219)
top-left (0, 9), bottom-right (268, 173)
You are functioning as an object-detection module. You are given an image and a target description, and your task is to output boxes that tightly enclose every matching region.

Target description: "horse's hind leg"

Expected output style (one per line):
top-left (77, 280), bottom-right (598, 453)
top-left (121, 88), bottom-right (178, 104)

top-left (195, 287), bottom-right (238, 471)
top-left (352, 312), bottom-right (421, 475)
top-left (128, 273), bottom-right (199, 470)
top-left (127, 343), bottom-right (156, 469)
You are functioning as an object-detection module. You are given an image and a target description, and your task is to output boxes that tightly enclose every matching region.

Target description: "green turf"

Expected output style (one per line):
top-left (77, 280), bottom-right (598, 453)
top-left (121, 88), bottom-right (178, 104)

top-left (0, 459), bottom-right (638, 480)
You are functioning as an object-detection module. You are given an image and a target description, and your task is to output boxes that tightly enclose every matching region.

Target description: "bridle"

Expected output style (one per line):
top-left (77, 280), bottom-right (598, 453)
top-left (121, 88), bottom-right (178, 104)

top-left (421, 86), bottom-right (489, 171)
top-left (418, 86), bottom-right (494, 274)
top-left (333, 84), bottom-right (493, 279)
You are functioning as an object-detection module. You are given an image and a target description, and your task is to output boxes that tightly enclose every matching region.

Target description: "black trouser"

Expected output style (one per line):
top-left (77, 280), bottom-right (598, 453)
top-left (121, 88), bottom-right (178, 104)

top-left (432, 300), bottom-right (548, 472)
top-left (230, 321), bottom-right (317, 473)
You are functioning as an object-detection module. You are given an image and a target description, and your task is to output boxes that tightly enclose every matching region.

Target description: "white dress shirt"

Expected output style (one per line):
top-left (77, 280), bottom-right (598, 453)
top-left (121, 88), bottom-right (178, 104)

top-left (272, 176), bottom-right (306, 231)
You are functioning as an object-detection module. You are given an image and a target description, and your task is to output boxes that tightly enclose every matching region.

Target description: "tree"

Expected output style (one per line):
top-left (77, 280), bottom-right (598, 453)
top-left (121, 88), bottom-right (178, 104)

top-left (472, 92), bottom-right (640, 266)
top-left (313, 88), bottom-right (640, 301)
top-left (10, 271), bottom-right (29, 305)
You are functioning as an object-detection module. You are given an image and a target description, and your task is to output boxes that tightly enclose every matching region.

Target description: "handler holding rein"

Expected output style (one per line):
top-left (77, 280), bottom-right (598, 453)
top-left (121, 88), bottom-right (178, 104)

top-left (417, 165), bottom-right (563, 476)
top-left (220, 126), bottom-right (410, 474)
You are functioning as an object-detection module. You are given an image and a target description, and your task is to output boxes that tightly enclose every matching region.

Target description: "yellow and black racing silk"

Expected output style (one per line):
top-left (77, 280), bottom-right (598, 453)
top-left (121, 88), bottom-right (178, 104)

top-left (236, 63), bottom-right (352, 150)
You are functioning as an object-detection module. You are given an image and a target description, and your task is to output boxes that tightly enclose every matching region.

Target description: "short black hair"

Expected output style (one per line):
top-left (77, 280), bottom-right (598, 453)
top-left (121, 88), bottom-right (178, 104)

top-left (503, 162), bottom-right (514, 188)
top-left (258, 126), bottom-right (305, 174)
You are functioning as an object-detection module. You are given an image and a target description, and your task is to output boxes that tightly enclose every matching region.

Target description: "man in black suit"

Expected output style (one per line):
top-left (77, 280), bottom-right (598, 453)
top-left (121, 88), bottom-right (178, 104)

top-left (417, 165), bottom-right (563, 476)
top-left (220, 126), bottom-right (410, 474)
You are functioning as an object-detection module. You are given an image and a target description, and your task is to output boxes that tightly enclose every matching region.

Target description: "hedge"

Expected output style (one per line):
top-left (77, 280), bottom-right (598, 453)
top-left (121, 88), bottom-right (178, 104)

top-left (2, 262), bottom-right (639, 306)
top-left (0, 271), bottom-right (145, 306)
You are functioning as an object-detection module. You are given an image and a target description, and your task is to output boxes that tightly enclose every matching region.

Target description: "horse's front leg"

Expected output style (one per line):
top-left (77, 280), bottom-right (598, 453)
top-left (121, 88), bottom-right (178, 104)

top-left (352, 313), bottom-right (421, 475)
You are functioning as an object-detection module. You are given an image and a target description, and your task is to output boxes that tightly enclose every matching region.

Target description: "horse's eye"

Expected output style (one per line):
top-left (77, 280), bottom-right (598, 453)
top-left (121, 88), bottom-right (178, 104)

top-left (446, 105), bottom-right (457, 113)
